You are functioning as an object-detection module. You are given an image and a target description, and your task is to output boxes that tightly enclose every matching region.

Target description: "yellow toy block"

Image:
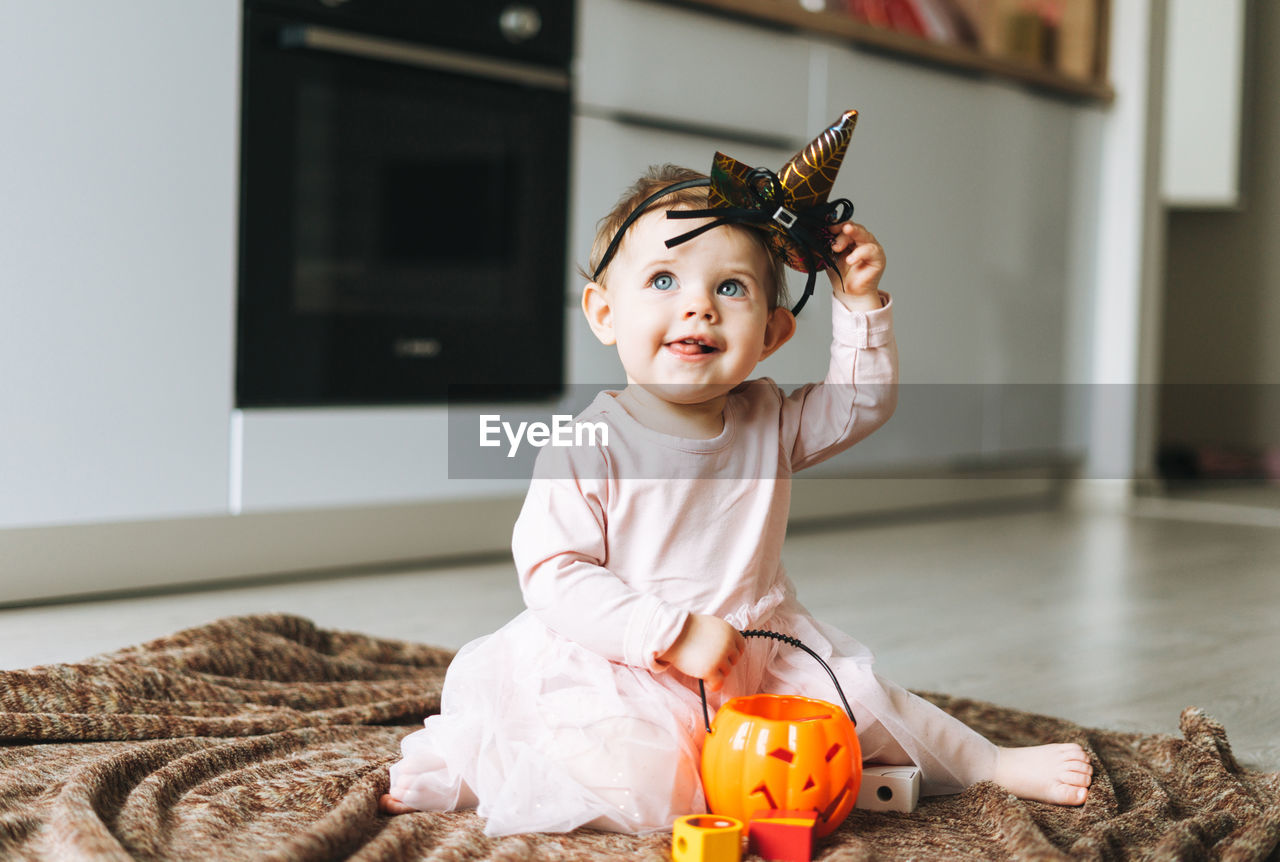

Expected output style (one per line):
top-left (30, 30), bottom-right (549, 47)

top-left (672, 814), bottom-right (744, 862)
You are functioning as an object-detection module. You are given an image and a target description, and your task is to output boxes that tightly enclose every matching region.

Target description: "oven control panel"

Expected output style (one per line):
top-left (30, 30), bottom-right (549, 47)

top-left (248, 0), bottom-right (574, 67)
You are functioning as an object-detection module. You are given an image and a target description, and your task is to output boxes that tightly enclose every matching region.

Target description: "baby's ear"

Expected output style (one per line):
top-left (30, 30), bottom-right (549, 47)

top-left (760, 306), bottom-right (796, 359)
top-left (581, 282), bottom-right (617, 346)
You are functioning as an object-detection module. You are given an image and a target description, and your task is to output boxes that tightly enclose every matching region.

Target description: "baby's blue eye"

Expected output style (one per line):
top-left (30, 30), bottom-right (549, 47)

top-left (717, 280), bottom-right (745, 297)
top-left (651, 273), bottom-right (676, 291)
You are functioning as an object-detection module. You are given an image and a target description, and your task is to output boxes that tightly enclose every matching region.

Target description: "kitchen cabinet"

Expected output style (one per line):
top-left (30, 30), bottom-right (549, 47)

top-left (574, 0), bottom-right (1086, 470)
top-left (576, 0), bottom-right (811, 141)
top-left (1159, 0), bottom-right (1248, 208)
top-left (814, 44), bottom-right (1081, 470)
top-left (820, 47), bottom-right (1077, 388)
top-left (247, 0), bottom-right (1091, 512)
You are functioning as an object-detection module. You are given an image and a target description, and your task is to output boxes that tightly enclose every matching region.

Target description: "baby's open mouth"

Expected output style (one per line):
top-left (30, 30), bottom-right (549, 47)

top-left (667, 338), bottom-right (719, 355)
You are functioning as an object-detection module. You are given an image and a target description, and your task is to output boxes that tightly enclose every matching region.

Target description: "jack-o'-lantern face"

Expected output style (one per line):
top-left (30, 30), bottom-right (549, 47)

top-left (700, 694), bottom-right (861, 838)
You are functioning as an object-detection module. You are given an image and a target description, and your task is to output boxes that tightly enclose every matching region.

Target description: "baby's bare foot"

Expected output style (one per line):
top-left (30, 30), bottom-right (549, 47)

top-left (379, 793), bottom-right (419, 815)
top-left (993, 743), bottom-right (1092, 805)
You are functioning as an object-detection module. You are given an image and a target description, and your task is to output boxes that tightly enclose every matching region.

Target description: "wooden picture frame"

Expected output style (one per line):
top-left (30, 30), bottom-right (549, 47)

top-left (666, 0), bottom-right (1113, 102)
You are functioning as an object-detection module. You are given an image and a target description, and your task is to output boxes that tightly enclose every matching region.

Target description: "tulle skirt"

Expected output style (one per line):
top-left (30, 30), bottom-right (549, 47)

top-left (389, 594), bottom-right (997, 836)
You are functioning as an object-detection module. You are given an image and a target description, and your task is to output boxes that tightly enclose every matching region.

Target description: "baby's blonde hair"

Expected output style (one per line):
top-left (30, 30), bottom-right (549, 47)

top-left (583, 164), bottom-right (790, 310)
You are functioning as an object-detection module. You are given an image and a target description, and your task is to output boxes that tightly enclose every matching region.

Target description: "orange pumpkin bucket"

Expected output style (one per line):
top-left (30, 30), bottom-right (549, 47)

top-left (698, 631), bottom-right (862, 838)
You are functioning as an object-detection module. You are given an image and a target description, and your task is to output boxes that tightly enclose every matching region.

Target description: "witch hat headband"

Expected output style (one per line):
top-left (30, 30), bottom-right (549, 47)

top-left (592, 109), bottom-right (859, 316)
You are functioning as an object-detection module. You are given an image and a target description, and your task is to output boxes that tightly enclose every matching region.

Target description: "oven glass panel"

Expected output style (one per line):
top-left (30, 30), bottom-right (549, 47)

top-left (291, 80), bottom-right (517, 317)
top-left (237, 8), bottom-right (569, 407)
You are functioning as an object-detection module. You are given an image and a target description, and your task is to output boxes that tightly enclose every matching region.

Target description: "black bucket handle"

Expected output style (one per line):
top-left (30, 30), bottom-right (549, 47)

top-left (699, 630), bottom-right (857, 734)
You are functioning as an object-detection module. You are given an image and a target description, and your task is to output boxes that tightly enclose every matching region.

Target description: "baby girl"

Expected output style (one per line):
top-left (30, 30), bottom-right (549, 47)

top-left (382, 112), bottom-right (1092, 835)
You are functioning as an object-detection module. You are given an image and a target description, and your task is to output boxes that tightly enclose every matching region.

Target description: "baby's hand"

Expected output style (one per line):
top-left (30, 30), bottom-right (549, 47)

top-left (829, 222), bottom-right (886, 312)
top-left (659, 614), bottom-right (745, 692)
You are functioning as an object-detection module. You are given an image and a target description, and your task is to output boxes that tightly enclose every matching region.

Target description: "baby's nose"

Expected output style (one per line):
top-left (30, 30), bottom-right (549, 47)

top-left (683, 294), bottom-right (717, 320)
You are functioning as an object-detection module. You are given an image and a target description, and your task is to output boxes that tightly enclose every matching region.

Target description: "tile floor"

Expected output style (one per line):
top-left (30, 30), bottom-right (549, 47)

top-left (2, 496), bottom-right (1277, 771)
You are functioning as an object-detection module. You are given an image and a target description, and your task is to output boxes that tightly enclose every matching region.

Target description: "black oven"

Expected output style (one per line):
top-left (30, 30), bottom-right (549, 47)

top-left (236, 0), bottom-right (572, 407)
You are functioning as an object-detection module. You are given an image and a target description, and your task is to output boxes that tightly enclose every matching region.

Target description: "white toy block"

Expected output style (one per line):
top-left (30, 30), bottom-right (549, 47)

top-left (855, 765), bottom-right (921, 813)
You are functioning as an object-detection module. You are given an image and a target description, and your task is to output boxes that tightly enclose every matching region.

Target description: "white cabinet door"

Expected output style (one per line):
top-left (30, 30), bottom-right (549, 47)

top-left (818, 46), bottom-right (1079, 467)
top-left (576, 0), bottom-right (811, 140)
top-left (1160, 0), bottom-right (1247, 208)
top-left (0, 1), bottom-right (240, 529)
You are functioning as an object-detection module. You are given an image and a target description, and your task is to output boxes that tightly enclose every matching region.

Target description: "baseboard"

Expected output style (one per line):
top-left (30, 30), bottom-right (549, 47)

top-left (1061, 477), bottom-right (1136, 513)
top-left (790, 474), bottom-right (1061, 522)
top-left (0, 498), bottom-right (523, 608)
top-left (1, 471), bottom-right (1065, 608)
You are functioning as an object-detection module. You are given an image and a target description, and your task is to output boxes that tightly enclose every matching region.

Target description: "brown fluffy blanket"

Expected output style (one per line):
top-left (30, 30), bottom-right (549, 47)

top-left (1, 614), bottom-right (1276, 860)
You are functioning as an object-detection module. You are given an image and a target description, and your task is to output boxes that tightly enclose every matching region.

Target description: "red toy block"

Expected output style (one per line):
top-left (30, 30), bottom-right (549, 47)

top-left (747, 810), bottom-right (818, 862)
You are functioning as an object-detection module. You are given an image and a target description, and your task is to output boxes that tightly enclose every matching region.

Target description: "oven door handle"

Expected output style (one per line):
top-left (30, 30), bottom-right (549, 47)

top-left (279, 24), bottom-right (570, 92)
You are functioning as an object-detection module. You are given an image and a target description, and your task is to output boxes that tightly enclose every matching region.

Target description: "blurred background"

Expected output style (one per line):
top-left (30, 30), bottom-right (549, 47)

top-left (0, 0), bottom-right (1274, 606)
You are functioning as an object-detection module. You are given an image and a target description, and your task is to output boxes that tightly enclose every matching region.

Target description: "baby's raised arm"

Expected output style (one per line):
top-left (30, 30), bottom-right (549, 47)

top-left (776, 222), bottom-right (897, 473)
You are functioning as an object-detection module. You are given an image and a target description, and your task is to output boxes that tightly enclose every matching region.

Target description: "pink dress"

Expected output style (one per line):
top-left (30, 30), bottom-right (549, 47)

top-left (389, 294), bottom-right (998, 836)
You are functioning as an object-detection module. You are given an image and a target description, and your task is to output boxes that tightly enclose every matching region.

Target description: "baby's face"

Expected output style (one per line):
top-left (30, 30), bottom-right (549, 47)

top-left (597, 209), bottom-right (781, 404)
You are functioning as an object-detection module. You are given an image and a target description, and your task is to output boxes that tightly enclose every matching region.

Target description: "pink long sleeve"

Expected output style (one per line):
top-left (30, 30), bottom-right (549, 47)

top-left (780, 292), bottom-right (898, 472)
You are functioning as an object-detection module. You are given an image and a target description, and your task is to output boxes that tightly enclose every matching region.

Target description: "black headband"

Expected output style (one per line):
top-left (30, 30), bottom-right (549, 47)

top-left (590, 168), bottom-right (853, 317)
